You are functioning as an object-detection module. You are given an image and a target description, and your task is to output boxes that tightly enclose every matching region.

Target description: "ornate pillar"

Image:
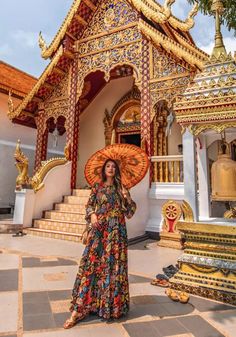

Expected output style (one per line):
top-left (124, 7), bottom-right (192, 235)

top-left (34, 108), bottom-right (48, 172)
top-left (66, 53), bottom-right (79, 189)
top-left (140, 38), bottom-right (151, 156)
top-left (183, 128), bottom-right (198, 220)
top-left (197, 135), bottom-right (211, 218)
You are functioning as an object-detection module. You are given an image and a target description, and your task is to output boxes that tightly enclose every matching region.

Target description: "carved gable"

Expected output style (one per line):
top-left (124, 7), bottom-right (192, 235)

top-left (44, 75), bottom-right (69, 120)
top-left (81, 0), bottom-right (138, 39)
top-left (76, 0), bottom-right (141, 95)
top-left (152, 47), bottom-right (189, 79)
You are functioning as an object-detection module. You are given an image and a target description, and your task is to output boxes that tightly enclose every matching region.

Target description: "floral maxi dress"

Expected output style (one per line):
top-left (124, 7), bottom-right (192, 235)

top-left (70, 182), bottom-right (136, 319)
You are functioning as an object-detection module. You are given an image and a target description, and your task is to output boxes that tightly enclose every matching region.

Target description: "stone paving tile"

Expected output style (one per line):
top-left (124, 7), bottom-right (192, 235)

top-left (129, 274), bottom-right (153, 284)
top-left (23, 301), bottom-right (52, 316)
top-left (130, 295), bottom-right (175, 305)
top-left (50, 300), bottom-right (71, 313)
top-left (124, 319), bottom-right (189, 337)
top-left (23, 291), bottom-right (49, 303)
top-left (57, 258), bottom-right (77, 266)
top-left (0, 292), bottom-right (18, 333)
top-left (203, 309), bottom-right (236, 337)
top-left (189, 295), bottom-right (235, 312)
top-left (123, 315), bottom-right (225, 337)
top-left (23, 313), bottom-right (56, 331)
top-left (0, 269), bottom-right (18, 291)
top-left (160, 301), bottom-right (194, 316)
top-left (123, 320), bottom-right (162, 337)
top-left (23, 323), bottom-right (122, 337)
top-left (0, 254), bottom-right (19, 270)
top-left (126, 303), bottom-right (169, 320)
top-left (53, 312), bottom-right (102, 328)
top-left (22, 257), bottom-right (77, 268)
top-left (48, 289), bottom-right (72, 301)
top-left (177, 315), bottom-right (225, 337)
top-left (151, 318), bottom-right (188, 336)
top-left (22, 265), bottom-right (77, 291)
top-left (22, 257), bottom-right (41, 268)
top-left (165, 334), bottom-right (194, 337)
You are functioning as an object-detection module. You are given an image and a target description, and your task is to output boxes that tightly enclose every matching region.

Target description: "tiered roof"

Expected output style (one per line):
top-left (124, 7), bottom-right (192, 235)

top-left (9, 0), bottom-right (209, 124)
top-left (175, 53), bottom-right (236, 127)
top-left (174, 0), bottom-right (236, 132)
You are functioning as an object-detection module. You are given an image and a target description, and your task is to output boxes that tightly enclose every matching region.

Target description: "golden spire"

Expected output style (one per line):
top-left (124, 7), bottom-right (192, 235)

top-left (211, 0), bottom-right (227, 58)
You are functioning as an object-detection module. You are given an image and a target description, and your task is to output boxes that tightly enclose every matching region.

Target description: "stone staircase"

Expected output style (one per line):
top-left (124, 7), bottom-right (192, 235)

top-left (26, 189), bottom-right (90, 242)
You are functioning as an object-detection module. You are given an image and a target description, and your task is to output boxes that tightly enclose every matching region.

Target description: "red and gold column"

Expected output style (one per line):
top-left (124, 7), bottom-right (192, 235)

top-left (34, 109), bottom-right (48, 172)
top-left (141, 38), bottom-right (151, 156)
top-left (66, 53), bottom-right (79, 189)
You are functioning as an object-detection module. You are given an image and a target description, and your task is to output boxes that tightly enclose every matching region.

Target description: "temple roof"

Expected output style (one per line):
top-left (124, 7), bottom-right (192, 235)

top-left (0, 60), bottom-right (36, 97)
top-left (174, 0), bottom-right (236, 131)
top-left (9, 0), bottom-right (209, 123)
top-left (174, 53), bottom-right (236, 127)
top-left (40, 0), bottom-right (200, 60)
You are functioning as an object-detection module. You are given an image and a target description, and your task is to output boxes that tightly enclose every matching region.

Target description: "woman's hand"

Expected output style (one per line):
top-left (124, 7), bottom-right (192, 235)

top-left (91, 213), bottom-right (98, 225)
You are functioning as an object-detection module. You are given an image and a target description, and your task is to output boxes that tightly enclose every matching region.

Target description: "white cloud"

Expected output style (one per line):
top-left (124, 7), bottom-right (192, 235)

top-left (198, 36), bottom-right (236, 56)
top-left (0, 44), bottom-right (12, 57)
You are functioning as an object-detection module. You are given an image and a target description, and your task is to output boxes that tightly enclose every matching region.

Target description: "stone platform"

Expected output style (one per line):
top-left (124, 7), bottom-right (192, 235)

top-left (0, 235), bottom-right (235, 337)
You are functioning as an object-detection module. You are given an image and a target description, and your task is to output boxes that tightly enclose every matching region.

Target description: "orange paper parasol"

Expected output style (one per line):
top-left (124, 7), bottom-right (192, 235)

top-left (84, 144), bottom-right (149, 189)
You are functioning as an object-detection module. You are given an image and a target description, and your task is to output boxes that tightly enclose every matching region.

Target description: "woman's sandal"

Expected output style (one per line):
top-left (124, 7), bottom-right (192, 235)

top-left (165, 288), bottom-right (179, 301)
top-left (63, 312), bottom-right (85, 329)
top-left (178, 291), bottom-right (190, 303)
top-left (151, 279), bottom-right (169, 287)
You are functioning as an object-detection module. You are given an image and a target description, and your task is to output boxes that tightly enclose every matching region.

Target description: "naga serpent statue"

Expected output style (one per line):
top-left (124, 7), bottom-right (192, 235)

top-left (14, 140), bottom-right (69, 192)
top-left (14, 140), bottom-right (30, 190)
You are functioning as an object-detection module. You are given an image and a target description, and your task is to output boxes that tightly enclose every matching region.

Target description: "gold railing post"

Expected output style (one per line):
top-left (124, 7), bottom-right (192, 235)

top-left (154, 162), bottom-right (158, 182)
top-left (165, 161), bottom-right (169, 182)
top-left (150, 156), bottom-right (183, 184)
top-left (177, 161), bottom-right (180, 182)
top-left (159, 162), bottom-right (163, 182)
top-left (170, 161), bottom-right (175, 182)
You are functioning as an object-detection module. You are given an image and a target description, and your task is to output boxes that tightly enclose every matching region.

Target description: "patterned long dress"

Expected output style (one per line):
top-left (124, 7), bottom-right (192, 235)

top-left (70, 182), bottom-right (136, 319)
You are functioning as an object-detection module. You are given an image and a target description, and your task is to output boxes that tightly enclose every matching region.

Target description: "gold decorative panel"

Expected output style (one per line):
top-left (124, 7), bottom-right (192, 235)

top-left (81, 0), bottom-right (138, 38)
top-left (44, 76), bottom-right (69, 120)
top-left (152, 47), bottom-right (189, 79)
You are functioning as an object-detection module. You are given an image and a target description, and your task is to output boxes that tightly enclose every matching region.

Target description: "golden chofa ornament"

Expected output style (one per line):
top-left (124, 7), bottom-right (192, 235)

top-left (211, 142), bottom-right (236, 201)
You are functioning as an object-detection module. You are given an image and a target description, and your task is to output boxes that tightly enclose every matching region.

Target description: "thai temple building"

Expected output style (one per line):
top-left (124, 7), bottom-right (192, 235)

top-left (5, 0), bottom-right (236, 303)
top-left (0, 61), bottom-right (36, 210)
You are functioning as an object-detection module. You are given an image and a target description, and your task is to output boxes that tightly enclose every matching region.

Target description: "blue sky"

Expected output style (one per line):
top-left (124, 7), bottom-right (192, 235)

top-left (0, 0), bottom-right (235, 77)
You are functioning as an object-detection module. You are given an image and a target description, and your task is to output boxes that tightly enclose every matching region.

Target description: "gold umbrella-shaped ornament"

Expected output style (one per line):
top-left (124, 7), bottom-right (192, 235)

top-left (84, 144), bottom-right (149, 189)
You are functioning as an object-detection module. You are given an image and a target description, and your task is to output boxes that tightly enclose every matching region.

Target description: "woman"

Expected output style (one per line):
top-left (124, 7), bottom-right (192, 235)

top-left (64, 159), bottom-right (136, 329)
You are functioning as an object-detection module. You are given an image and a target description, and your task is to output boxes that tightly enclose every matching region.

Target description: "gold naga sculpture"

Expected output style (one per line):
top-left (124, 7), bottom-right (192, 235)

top-left (14, 140), bottom-right (69, 192)
top-left (14, 140), bottom-right (30, 190)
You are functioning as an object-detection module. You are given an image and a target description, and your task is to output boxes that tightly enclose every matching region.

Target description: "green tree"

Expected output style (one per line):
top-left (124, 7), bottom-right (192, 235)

top-left (187, 0), bottom-right (236, 33)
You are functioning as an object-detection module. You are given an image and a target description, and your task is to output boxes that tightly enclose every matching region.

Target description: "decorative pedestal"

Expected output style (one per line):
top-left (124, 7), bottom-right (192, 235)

top-left (158, 200), bottom-right (183, 249)
top-left (146, 183), bottom-right (184, 237)
top-left (13, 189), bottom-right (35, 227)
top-left (170, 221), bottom-right (236, 305)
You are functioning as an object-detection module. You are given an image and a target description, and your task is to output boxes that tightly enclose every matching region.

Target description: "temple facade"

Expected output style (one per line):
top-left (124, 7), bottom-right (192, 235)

top-left (8, 0), bottom-right (211, 240)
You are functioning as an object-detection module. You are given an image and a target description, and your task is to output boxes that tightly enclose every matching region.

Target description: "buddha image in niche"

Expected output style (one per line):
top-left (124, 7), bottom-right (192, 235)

top-left (120, 106), bottom-right (141, 124)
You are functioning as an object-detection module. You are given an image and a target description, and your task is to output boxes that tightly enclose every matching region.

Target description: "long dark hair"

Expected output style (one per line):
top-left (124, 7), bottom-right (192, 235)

top-left (101, 159), bottom-right (125, 205)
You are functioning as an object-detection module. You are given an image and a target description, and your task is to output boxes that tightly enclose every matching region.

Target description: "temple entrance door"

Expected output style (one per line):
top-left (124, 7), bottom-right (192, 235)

top-left (112, 102), bottom-right (141, 147)
top-left (119, 133), bottom-right (141, 146)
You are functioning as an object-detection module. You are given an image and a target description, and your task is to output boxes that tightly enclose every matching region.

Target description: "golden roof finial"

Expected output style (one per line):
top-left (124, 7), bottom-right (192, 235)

top-left (188, 2), bottom-right (199, 20)
top-left (211, 0), bottom-right (227, 58)
top-left (38, 31), bottom-right (47, 56)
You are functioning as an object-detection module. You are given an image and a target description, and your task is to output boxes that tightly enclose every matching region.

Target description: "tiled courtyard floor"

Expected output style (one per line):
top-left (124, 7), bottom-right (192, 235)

top-left (0, 234), bottom-right (235, 337)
